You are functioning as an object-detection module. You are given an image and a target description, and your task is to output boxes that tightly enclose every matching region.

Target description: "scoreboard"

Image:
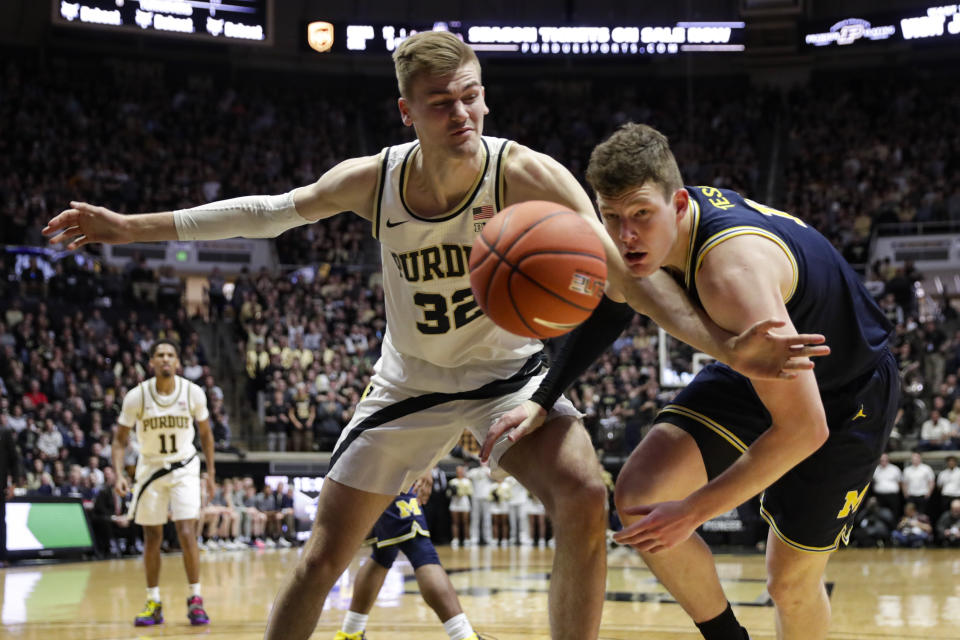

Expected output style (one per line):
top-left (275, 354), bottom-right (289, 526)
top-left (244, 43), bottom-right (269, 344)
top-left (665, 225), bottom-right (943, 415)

top-left (51, 0), bottom-right (272, 44)
top-left (306, 20), bottom-right (746, 57)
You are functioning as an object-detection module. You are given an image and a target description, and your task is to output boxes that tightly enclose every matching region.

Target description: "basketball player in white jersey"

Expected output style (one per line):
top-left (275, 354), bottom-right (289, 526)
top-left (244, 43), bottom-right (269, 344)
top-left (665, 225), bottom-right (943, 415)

top-left (112, 339), bottom-right (216, 627)
top-left (45, 32), bottom-right (826, 640)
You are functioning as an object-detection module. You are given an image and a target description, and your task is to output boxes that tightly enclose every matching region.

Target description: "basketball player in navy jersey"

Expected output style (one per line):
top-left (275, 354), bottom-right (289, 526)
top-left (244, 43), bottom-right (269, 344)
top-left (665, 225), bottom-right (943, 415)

top-left (334, 476), bottom-right (482, 640)
top-left (44, 34), bottom-right (826, 640)
top-left (485, 123), bottom-right (897, 640)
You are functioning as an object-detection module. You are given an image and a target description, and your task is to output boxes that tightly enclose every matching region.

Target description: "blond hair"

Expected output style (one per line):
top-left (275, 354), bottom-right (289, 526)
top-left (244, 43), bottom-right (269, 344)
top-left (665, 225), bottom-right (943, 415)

top-left (392, 31), bottom-right (480, 98)
top-left (586, 123), bottom-right (684, 199)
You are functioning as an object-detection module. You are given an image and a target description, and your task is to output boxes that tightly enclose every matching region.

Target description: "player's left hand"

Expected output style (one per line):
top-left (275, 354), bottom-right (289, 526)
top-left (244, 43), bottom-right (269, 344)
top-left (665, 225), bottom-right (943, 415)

top-left (205, 474), bottom-right (216, 501)
top-left (480, 401), bottom-right (546, 462)
top-left (727, 319), bottom-right (830, 380)
top-left (612, 500), bottom-right (703, 553)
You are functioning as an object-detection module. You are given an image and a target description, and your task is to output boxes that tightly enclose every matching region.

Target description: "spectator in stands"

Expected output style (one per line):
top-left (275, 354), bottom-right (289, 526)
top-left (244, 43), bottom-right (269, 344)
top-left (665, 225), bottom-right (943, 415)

top-left (891, 502), bottom-right (933, 547)
top-left (902, 452), bottom-right (936, 515)
top-left (850, 496), bottom-right (895, 548)
top-left (84, 454), bottom-right (105, 489)
top-left (288, 382), bottom-right (315, 452)
top-left (206, 267), bottom-right (227, 321)
top-left (90, 466), bottom-right (138, 557)
top-left (275, 481), bottom-right (297, 544)
top-left (937, 456), bottom-right (960, 514)
top-left (263, 388), bottom-right (290, 452)
top-left (59, 464), bottom-right (88, 499)
top-left (36, 418), bottom-right (63, 460)
top-left (242, 484), bottom-right (268, 548)
top-left (918, 409), bottom-right (954, 450)
top-left (935, 499), bottom-right (960, 547)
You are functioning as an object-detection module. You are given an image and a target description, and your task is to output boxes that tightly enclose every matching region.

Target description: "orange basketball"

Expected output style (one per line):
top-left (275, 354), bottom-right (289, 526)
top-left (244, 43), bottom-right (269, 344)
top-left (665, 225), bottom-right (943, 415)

top-left (469, 200), bottom-right (607, 339)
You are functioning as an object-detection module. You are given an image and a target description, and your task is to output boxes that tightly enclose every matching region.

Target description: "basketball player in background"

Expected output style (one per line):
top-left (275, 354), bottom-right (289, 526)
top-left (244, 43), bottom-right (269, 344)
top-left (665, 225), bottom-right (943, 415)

top-left (45, 32), bottom-right (826, 640)
top-left (113, 339), bottom-right (216, 627)
top-left (485, 124), bottom-right (896, 640)
top-left (334, 475), bottom-right (482, 640)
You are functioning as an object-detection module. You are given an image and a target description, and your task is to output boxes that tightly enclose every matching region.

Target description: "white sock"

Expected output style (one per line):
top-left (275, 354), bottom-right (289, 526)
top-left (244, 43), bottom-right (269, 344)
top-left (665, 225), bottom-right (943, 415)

top-left (189, 583), bottom-right (201, 597)
top-left (442, 613), bottom-right (475, 640)
top-left (342, 611), bottom-right (368, 634)
top-left (146, 586), bottom-right (160, 602)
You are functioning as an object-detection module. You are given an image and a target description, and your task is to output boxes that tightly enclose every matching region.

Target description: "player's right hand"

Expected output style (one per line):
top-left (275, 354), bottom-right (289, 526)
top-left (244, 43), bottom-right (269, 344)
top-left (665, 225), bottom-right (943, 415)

top-left (480, 401), bottom-right (546, 462)
top-left (115, 475), bottom-right (131, 497)
top-left (44, 201), bottom-right (133, 250)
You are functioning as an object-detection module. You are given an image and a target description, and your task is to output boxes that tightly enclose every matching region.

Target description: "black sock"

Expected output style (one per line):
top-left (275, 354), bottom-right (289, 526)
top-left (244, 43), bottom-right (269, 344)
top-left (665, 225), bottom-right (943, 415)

top-left (695, 603), bottom-right (749, 640)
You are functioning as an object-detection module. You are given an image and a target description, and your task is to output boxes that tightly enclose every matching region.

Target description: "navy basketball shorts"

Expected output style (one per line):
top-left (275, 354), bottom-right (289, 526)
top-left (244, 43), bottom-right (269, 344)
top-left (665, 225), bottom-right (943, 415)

top-left (367, 500), bottom-right (440, 570)
top-left (656, 349), bottom-right (899, 552)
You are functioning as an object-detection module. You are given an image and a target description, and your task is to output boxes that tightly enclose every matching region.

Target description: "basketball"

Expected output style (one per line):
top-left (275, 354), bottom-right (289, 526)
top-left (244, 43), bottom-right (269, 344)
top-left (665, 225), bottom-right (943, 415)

top-left (469, 200), bottom-right (607, 339)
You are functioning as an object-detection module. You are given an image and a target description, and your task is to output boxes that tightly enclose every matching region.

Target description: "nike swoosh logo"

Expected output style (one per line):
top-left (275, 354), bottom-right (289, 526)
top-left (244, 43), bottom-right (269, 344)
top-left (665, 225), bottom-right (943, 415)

top-left (385, 219), bottom-right (408, 228)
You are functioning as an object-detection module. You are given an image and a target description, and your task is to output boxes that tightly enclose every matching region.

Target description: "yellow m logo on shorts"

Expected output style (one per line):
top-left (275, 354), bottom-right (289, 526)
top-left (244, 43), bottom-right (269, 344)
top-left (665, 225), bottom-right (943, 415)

top-left (396, 498), bottom-right (422, 518)
top-left (836, 484), bottom-right (870, 519)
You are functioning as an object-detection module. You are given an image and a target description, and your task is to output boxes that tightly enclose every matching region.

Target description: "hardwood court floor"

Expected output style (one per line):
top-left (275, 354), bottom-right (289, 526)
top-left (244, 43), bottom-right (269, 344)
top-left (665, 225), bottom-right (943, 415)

top-left (2, 544), bottom-right (959, 639)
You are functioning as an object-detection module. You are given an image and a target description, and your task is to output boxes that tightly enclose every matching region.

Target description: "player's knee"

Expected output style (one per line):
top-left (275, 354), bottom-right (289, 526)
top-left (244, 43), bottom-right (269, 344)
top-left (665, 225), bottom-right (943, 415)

top-left (294, 548), bottom-right (347, 587)
top-left (613, 468), bottom-right (658, 517)
top-left (766, 570), bottom-right (822, 611)
top-left (548, 474), bottom-right (606, 529)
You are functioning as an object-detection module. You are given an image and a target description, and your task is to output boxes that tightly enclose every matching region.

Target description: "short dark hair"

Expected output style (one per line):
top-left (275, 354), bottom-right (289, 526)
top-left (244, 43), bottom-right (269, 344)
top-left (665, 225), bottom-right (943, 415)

top-left (150, 339), bottom-right (181, 358)
top-left (586, 122), bottom-right (684, 199)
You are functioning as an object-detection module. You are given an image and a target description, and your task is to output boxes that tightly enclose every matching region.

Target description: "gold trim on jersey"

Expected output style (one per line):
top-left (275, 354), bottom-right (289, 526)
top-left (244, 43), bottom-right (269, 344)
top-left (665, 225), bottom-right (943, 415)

top-left (399, 140), bottom-right (490, 222)
top-left (760, 500), bottom-right (843, 553)
top-left (373, 520), bottom-right (431, 547)
top-left (683, 197), bottom-right (702, 290)
top-left (660, 404), bottom-right (748, 453)
top-left (495, 140), bottom-right (513, 211)
top-left (694, 226), bottom-right (799, 304)
top-left (148, 376), bottom-right (182, 409)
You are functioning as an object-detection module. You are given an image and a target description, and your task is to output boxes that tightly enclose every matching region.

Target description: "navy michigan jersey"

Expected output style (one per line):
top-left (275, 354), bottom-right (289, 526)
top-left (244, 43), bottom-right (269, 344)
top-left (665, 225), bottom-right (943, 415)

top-left (680, 186), bottom-right (893, 392)
top-left (659, 186), bottom-right (900, 551)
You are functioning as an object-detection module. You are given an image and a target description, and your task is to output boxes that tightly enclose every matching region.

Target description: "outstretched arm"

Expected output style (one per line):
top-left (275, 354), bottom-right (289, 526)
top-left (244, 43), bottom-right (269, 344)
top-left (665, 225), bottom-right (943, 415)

top-left (502, 145), bottom-right (827, 379)
top-left (44, 155), bottom-right (380, 249)
top-left (615, 235), bottom-right (830, 551)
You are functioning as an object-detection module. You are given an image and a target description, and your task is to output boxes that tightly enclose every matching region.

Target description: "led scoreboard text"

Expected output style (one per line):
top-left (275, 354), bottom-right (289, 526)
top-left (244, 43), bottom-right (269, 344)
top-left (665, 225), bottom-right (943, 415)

top-left (307, 20), bottom-right (746, 56)
top-left (804, 3), bottom-right (960, 47)
top-left (53, 0), bottom-right (271, 43)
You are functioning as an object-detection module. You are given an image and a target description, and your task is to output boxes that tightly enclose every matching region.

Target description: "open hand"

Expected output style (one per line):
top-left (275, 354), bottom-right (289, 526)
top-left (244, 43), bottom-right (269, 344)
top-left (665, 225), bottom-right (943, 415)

top-left (44, 201), bottom-right (133, 250)
top-left (480, 400), bottom-right (546, 462)
top-left (612, 500), bottom-right (702, 553)
top-left (727, 319), bottom-right (830, 380)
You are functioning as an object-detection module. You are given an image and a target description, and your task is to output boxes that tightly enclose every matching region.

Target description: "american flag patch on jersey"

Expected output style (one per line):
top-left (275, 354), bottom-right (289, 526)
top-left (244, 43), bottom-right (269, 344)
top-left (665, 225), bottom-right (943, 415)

top-left (472, 205), bottom-right (495, 220)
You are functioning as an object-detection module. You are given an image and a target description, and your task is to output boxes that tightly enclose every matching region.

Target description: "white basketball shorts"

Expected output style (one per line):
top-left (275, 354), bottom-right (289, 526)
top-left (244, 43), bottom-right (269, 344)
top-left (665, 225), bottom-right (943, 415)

top-left (327, 355), bottom-right (580, 495)
top-left (129, 455), bottom-right (201, 526)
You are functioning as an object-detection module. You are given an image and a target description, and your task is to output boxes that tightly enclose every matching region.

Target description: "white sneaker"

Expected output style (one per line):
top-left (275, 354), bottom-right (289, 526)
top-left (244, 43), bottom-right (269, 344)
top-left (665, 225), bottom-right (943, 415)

top-left (197, 540), bottom-right (209, 551)
top-left (278, 538), bottom-right (292, 548)
top-left (450, 539), bottom-right (460, 549)
top-left (264, 538), bottom-right (277, 548)
top-left (207, 539), bottom-right (221, 551)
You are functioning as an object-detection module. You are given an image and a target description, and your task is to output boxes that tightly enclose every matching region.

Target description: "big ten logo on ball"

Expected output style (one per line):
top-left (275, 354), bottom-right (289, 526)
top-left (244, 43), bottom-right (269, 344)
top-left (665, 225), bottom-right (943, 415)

top-left (569, 271), bottom-right (605, 298)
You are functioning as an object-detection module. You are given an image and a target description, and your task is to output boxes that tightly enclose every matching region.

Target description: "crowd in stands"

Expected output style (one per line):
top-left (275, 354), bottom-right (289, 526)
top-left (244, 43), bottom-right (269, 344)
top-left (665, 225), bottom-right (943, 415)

top-left (2, 54), bottom-right (960, 553)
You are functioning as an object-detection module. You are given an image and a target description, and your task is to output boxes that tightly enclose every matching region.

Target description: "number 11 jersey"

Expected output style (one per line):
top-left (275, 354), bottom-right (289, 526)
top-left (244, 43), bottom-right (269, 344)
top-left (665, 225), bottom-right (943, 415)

top-left (119, 376), bottom-right (208, 466)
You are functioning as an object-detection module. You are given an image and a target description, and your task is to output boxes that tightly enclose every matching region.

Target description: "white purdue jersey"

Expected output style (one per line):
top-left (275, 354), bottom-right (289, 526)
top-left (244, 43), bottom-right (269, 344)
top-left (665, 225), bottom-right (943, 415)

top-left (118, 376), bottom-right (208, 466)
top-left (372, 136), bottom-right (542, 393)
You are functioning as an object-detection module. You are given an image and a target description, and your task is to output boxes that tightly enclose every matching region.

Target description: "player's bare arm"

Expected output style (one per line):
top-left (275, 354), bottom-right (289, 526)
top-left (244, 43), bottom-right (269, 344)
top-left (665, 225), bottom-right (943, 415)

top-left (615, 235), bottom-right (830, 550)
top-left (196, 417), bottom-right (216, 499)
top-left (43, 154), bottom-right (380, 250)
top-left (112, 423), bottom-right (132, 496)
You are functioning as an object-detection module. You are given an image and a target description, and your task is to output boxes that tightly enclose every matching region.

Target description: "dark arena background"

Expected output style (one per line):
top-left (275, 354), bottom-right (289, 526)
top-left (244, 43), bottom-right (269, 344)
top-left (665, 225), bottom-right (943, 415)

top-left (1, 1), bottom-right (959, 638)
